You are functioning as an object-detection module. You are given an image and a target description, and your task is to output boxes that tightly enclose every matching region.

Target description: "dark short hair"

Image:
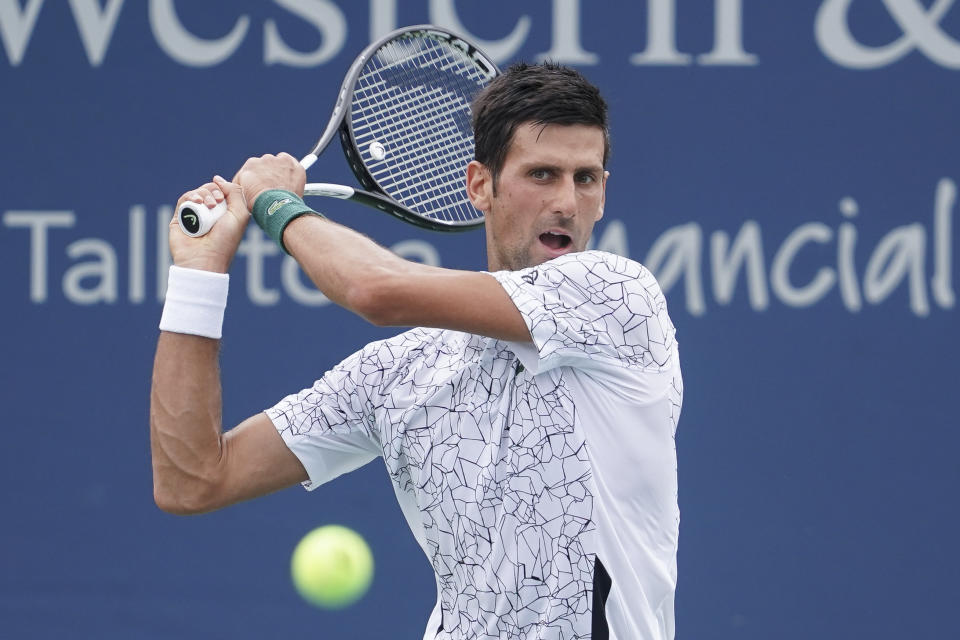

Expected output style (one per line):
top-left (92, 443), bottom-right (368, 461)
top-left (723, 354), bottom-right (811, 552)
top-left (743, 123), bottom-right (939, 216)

top-left (471, 62), bottom-right (610, 188)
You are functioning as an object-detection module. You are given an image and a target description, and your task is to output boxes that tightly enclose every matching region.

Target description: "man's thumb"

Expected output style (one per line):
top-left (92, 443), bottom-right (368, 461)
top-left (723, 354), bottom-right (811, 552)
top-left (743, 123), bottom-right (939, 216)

top-left (213, 175), bottom-right (248, 213)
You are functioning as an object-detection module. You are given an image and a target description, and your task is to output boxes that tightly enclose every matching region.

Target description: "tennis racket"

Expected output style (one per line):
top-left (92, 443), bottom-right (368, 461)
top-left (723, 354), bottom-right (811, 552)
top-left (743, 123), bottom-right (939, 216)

top-left (177, 24), bottom-right (499, 237)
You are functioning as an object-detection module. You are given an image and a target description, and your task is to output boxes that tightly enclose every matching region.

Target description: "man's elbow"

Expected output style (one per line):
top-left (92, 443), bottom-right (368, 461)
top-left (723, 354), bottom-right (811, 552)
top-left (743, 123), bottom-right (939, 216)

top-left (346, 277), bottom-right (406, 327)
top-left (153, 482), bottom-right (221, 516)
top-left (154, 490), bottom-right (192, 515)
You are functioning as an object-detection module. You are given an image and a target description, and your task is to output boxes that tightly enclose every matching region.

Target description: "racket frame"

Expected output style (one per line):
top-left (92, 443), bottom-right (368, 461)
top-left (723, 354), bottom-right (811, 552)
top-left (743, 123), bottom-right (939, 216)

top-left (299, 24), bottom-right (499, 232)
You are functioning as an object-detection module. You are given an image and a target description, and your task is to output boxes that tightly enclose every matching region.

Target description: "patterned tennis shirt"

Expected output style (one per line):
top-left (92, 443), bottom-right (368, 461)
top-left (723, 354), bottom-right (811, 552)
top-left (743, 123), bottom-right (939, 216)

top-left (267, 250), bottom-right (683, 639)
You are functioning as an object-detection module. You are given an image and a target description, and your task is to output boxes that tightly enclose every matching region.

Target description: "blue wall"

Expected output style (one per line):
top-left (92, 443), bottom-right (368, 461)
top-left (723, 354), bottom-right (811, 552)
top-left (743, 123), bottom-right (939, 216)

top-left (1, 1), bottom-right (957, 638)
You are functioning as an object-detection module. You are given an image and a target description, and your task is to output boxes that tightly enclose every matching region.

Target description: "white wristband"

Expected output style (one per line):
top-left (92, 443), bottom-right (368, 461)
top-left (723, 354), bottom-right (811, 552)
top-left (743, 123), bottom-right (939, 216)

top-left (159, 265), bottom-right (230, 339)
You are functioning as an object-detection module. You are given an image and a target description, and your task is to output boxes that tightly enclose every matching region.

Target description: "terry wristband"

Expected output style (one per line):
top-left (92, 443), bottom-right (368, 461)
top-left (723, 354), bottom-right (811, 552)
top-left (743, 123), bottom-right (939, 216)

top-left (159, 265), bottom-right (230, 339)
top-left (252, 189), bottom-right (323, 253)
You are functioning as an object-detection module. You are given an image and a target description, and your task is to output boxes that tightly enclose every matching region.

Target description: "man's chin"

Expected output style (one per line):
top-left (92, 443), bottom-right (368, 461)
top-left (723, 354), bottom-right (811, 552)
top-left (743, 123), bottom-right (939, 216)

top-left (520, 248), bottom-right (578, 269)
top-left (494, 245), bottom-right (581, 271)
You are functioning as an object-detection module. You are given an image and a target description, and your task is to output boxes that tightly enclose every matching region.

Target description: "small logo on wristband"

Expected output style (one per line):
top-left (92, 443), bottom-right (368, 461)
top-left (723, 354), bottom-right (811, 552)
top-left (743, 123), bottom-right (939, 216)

top-left (267, 198), bottom-right (293, 216)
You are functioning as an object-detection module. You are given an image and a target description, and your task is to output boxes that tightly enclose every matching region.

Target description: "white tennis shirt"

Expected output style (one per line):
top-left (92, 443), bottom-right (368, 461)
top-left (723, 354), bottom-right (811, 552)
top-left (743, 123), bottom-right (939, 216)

top-left (267, 250), bottom-right (683, 639)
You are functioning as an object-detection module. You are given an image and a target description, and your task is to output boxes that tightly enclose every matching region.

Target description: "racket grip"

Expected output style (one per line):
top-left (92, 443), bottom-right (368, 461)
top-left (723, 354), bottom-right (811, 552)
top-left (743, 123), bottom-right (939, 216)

top-left (177, 199), bottom-right (227, 237)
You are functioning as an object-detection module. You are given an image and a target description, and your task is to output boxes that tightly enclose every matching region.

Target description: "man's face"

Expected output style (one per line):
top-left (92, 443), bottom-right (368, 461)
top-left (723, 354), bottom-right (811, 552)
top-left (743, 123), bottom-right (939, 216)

top-left (467, 122), bottom-right (608, 271)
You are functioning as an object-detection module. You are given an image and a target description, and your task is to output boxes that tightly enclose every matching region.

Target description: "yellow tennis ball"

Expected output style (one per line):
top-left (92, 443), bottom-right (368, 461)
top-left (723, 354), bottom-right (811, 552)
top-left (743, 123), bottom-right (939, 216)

top-left (290, 525), bottom-right (374, 609)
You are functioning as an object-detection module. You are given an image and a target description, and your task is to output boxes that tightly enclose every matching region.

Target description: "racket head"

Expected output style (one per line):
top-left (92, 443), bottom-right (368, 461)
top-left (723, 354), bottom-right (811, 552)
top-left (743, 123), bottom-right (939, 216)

top-left (333, 26), bottom-right (499, 231)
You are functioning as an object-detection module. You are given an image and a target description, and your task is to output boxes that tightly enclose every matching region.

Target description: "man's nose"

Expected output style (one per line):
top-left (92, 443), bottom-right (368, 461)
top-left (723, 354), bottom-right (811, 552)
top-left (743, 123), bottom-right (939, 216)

top-left (550, 176), bottom-right (578, 218)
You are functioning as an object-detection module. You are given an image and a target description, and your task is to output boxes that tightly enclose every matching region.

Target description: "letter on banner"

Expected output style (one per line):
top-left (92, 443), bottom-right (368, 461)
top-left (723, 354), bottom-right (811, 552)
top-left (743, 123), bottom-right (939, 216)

top-left (150, 0), bottom-right (248, 67)
top-left (864, 224), bottom-right (929, 316)
top-left (237, 227), bottom-right (281, 306)
top-left (67, 0), bottom-right (124, 66)
top-left (630, 0), bottom-right (691, 65)
top-left (3, 211), bottom-right (76, 302)
top-left (710, 220), bottom-right (769, 310)
top-left (536, 0), bottom-right (599, 65)
top-left (932, 178), bottom-right (956, 308)
top-left (430, 0), bottom-right (530, 63)
top-left (369, 0), bottom-right (397, 41)
top-left (64, 239), bottom-right (118, 304)
top-left (816, 0), bottom-right (960, 69)
top-left (770, 223), bottom-right (835, 307)
top-left (646, 223), bottom-right (706, 316)
top-left (265, 0), bottom-right (346, 67)
top-left (698, 0), bottom-right (757, 65)
top-left (0, 0), bottom-right (43, 65)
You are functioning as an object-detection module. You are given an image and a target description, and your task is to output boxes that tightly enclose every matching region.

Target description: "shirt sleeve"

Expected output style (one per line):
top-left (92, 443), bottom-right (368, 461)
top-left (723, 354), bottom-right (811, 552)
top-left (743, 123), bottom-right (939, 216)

top-left (490, 250), bottom-right (678, 376)
top-left (265, 342), bottom-right (390, 490)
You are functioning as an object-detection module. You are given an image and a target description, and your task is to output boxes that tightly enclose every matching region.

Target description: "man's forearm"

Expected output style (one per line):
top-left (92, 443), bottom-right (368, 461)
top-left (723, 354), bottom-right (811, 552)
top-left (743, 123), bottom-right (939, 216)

top-left (150, 332), bottom-right (225, 514)
top-left (280, 213), bottom-right (531, 341)
top-left (283, 214), bottom-right (422, 324)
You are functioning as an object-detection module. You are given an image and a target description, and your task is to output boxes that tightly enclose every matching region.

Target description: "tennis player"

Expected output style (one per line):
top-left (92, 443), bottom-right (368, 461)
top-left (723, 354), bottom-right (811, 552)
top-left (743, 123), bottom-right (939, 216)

top-left (152, 62), bottom-right (682, 639)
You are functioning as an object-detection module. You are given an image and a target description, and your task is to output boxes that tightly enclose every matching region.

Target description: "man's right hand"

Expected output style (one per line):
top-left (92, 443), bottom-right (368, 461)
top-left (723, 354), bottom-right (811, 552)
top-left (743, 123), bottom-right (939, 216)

top-left (233, 152), bottom-right (307, 207)
top-left (170, 176), bottom-right (250, 274)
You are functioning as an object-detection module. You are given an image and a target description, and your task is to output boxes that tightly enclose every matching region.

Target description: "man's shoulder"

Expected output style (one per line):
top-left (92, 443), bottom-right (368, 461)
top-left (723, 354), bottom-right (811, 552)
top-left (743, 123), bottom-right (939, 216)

top-left (536, 250), bottom-right (648, 278)
top-left (527, 250), bottom-right (662, 296)
top-left (499, 250), bottom-right (678, 373)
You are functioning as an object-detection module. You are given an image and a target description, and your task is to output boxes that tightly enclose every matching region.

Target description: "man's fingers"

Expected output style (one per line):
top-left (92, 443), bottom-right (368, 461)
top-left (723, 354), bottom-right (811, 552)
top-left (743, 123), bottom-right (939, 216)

top-left (213, 175), bottom-right (249, 215)
top-left (198, 182), bottom-right (222, 208)
top-left (175, 185), bottom-right (213, 218)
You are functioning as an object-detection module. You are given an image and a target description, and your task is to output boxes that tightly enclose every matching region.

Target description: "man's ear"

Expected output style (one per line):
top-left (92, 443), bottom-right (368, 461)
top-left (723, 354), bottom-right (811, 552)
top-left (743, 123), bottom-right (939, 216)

top-left (466, 161), bottom-right (492, 212)
top-left (596, 170), bottom-right (609, 221)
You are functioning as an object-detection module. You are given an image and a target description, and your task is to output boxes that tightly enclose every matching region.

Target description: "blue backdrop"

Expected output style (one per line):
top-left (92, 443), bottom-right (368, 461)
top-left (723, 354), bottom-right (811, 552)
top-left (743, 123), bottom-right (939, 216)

top-left (1, 1), bottom-right (957, 638)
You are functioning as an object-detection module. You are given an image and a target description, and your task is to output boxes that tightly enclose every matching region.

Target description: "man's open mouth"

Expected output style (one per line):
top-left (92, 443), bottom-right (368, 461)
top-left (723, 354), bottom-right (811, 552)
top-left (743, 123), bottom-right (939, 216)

top-left (539, 231), bottom-right (572, 250)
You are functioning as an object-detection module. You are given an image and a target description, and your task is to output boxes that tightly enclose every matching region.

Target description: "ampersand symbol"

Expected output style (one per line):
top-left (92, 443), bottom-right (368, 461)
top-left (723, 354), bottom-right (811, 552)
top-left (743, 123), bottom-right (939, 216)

top-left (816, 0), bottom-right (960, 69)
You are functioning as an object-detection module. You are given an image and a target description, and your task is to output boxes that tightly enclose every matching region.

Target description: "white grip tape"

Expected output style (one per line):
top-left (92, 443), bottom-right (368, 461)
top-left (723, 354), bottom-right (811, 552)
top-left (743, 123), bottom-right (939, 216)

top-left (159, 265), bottom-right (229, 339)
top-left (300, 153), bottom-right (318, 170)
top-left (177, 199), bottom-right (227, 237)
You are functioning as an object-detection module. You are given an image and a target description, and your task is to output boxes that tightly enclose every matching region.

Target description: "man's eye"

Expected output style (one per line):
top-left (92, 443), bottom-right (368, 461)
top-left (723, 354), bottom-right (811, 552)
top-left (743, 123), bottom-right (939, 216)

top-left (576, 173), bottom-right (597, 184)
top-left (530, 169), bottom-right (551, 180)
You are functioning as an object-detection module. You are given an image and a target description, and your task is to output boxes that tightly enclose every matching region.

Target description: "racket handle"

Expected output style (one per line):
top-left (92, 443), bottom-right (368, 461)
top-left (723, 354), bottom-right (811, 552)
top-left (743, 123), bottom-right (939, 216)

top-left (177, 199), bottom-right (226, 237)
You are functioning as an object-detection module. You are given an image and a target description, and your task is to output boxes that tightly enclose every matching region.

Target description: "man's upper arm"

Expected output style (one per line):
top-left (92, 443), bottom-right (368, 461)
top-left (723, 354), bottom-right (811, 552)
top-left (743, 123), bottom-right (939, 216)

top-left (373, 267), bottom-right (532, 342)
top-left (211, 412), bottom-right (309, 510)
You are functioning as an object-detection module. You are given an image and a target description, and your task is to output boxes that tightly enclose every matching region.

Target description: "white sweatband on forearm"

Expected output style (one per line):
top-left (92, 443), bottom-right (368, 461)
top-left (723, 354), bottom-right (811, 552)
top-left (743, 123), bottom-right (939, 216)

top-left (159, 265), bottom-right (230, 339)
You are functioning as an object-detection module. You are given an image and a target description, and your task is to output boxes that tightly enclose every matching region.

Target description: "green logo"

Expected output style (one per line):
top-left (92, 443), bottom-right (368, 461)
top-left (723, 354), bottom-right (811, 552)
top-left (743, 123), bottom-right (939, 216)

top-left (267, 198), bottom-right (292, 216)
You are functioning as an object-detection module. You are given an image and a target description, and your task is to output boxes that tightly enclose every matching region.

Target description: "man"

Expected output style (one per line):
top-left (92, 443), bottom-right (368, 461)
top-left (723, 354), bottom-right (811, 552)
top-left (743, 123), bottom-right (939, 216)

top-left (151, 62), bottom-right (682, 639)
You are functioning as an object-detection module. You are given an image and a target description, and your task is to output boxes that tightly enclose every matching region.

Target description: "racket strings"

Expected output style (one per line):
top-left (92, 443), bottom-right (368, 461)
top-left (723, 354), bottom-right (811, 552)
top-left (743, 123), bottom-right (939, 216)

top-left (355, 45), bottom-right (476, 216)
top-left (350, 33), bottom-right (491, 223)
top-left (355, 100), bottom-right (474, 208)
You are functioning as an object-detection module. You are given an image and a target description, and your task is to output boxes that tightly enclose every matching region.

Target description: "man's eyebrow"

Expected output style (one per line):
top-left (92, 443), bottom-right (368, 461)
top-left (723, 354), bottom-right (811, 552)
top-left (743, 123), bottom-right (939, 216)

top-left (517, 161), bottom-right (561, 172)
top-left (518, 162), bottom-right (603, 173)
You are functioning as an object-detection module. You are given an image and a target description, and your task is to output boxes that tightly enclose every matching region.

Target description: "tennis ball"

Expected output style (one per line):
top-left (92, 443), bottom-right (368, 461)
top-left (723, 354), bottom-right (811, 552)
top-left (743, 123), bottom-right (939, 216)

top-left (290, 525), bottom-right (374, 609)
